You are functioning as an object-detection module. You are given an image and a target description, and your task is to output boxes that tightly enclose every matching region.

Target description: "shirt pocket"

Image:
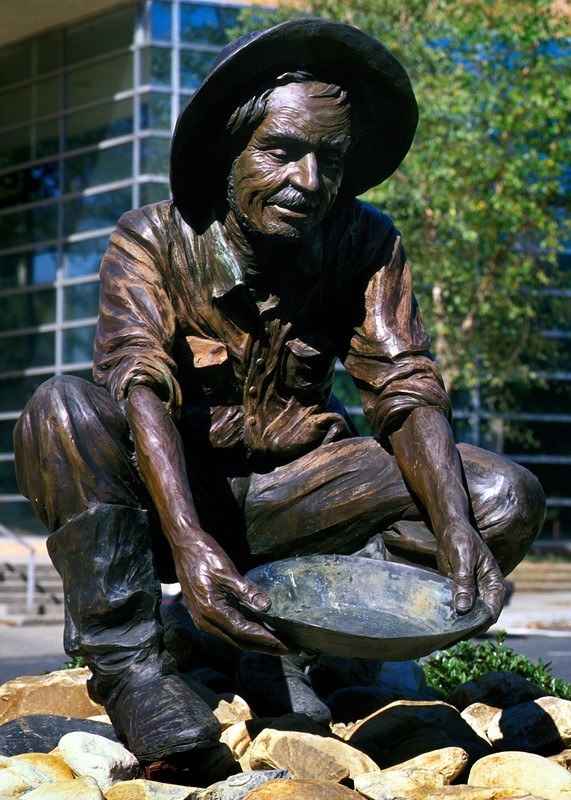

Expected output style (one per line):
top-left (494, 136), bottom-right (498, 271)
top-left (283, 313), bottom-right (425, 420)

top-left (187, 335), bottom-right (230, 397)
top-left (282, 336), bottom-right (335, 400)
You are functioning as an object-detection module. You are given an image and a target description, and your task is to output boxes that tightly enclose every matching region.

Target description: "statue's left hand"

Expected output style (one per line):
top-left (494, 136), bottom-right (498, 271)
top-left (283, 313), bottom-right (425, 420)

top-left (173, 531), bottom-right (291, 655)
top-left (436, 521), bottom-right (506, 623)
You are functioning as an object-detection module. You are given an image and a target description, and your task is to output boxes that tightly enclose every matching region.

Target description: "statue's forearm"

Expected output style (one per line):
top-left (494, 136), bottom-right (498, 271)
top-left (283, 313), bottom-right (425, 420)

top-left (389, 406), bottom-right (470, 537)
top-left (125, 384), bottom-right (204, 548)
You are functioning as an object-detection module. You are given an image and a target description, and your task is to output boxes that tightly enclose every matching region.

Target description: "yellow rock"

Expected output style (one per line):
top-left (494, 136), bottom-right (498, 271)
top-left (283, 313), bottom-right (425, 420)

top-left (469, 751), bottom-right (571, 800)
top-left (104, 778), bottom-right (199, 799)
top-left (0, 668), bottom-right (104, 724)
top-left (385, 746), bottom-right (469, 783)
top-left (0, 755), bottom-right (55, 796)
top-left (13, 752), bottom-right (74, 781)
top-left (24, 776), bottom-right (105, 798)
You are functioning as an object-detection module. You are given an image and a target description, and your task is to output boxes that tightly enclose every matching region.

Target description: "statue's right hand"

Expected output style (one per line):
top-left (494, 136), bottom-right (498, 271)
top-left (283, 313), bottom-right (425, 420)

top-left (173, 533), bottom-right (291, 655)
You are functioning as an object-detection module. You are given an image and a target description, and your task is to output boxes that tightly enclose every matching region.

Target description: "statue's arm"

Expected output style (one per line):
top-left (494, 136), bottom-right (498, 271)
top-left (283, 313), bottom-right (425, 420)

top-left (389, 406), bottom-right (506, 621)
top-left (125, 383), bottom-right (288, 654)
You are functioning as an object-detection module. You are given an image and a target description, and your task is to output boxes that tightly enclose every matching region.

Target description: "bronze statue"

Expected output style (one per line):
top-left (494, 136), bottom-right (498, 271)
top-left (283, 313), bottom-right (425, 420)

top-left (14, 18), bottom-right (545, 767)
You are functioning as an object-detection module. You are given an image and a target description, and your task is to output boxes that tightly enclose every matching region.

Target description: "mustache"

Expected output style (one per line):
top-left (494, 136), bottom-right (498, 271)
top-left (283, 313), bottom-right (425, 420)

top-left (265, 187), bottom-right (319, 209)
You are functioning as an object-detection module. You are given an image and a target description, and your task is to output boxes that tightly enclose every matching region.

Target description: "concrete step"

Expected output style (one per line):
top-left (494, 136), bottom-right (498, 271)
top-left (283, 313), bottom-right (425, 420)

top-left (0, 561), bottom-right (64, 625)
top-left (510, 559), bottom-right (571, 592)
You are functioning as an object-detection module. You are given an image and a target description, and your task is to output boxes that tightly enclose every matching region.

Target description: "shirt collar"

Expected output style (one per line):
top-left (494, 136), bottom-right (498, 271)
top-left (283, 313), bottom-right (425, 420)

top-left (204, 219), bottom-right (324, 300)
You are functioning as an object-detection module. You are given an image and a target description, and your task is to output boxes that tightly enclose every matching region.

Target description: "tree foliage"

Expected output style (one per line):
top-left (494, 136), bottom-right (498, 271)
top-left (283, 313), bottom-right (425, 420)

top-left (232, 1), bottom-right (571, 410)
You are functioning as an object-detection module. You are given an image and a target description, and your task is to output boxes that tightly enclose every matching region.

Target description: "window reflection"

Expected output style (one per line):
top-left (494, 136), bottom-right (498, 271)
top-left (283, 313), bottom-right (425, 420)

top-left (64, 236), bottom-right (107, 278)
top-left (140, 137), bottom-right (169, 175)
top-left (67, 54), bottom-right (133, 109)
top-left (66, 99), bottom-right (133, 150)
top-left (140, 92), bottom-right (171, 131)
top-left (63, 282), bottom-right (100, 321)
top-left (65, 143), bottom-right (133, 193)
top-left (0, 330), bottom-right (55, 371)
top-left (63, 324), bottom-right (97, 363)
top-left (180, 50), bottom-right (216, 90)
top-left (141, 47), bottom-right (171, 86)
top-left (140, 182), bottom-right (169, 206)
top-left (152, 1), bottom-right (172, 41)
top-left (0, 288), bottom-right (56, 331)
top-left (63, 187), bottom-right (132, 236)
top-left (0, 163), bottom-right (59, 211)
top-left (0, 250), bottom-right (58, 290)
top-left (0, 204), bottom-right (58, 249)
top-left (179, 4), bottom-right (240, 46)
top-left (64, 6), bottom-right (135, 66)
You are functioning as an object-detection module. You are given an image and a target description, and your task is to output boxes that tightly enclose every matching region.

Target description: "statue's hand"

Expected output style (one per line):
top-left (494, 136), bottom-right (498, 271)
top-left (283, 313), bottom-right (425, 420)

top-left (173, 532), bottom-right (290, 655)
top-left (437, 522), bottom-right (506, 623)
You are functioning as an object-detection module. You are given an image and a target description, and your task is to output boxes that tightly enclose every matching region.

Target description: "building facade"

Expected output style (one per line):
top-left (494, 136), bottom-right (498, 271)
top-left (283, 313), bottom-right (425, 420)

top-left (1, 0), bottom-right (569, 538)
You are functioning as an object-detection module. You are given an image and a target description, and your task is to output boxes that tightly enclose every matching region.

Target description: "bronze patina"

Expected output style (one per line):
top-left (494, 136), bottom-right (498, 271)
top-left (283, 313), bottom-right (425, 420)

top-left (14, 18), bottom-right (545, 769)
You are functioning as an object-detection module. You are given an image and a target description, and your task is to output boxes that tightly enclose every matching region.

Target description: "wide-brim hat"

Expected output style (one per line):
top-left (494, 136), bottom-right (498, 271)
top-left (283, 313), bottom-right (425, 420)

top-left (170, 17), bottom-right (418, 230)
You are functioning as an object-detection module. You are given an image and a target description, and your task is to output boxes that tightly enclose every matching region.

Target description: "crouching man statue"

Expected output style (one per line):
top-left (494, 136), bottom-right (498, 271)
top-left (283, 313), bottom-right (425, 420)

top-left (14, 19), bottom-right (545, 768)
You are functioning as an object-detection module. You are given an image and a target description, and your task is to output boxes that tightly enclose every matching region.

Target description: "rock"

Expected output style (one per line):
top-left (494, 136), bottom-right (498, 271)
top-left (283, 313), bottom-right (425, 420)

top-left (247, 728), bottom-right (380, 782)
top-left (309, 656), bottom-right (381, 698)
top-left (240, 778), bottom-right (362, 799)
top-left (488, 696), bottom-right (571, 752)
top-left (213, 695), bottom-right (254, 731)
top-left (0, 715), bottom-right (118, 756)
top-left (56, 731), bottom-right (142, 791)
top-left (0, 669), bottom-right (105, 725)
top-left (0, 754), bottom-right (55, 796)
top-left (354, 768), bottom-right (445, 799)
top-left (347, 701), bottom-right (491, 767)
top-left (25, 776), bottom-right (105, 798)
top-left (105, 778), bottom-right (199, 799)
top-left (221, 722), bottom-right (255, 762)
top-left (385, 746), bottom-right (469, 783)
top-left (447, 672), bottom-right (546, 712)
top-left (550, 750), bottom-right (571, 770)
top-left (376, 661), bottom-right (435, 697)
top-left (327, 686), bottom-right (411, 724)
top-left (469, 751), bottom-right (571, 799)
top-left (189, 770), bottom-right (290, 799)
top-left (461, 703), bottom-right (501, 743)
top-left (12, 752), bottom-right (74, 781)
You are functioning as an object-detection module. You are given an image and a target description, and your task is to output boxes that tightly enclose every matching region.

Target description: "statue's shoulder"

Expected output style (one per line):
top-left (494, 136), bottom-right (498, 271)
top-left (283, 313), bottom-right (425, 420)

top-left (326, 200), bottom-right (397, 265)
top-left (348, 199), bottom-right (396, 240)
top-left (114, 199), bottom-right (179, 241)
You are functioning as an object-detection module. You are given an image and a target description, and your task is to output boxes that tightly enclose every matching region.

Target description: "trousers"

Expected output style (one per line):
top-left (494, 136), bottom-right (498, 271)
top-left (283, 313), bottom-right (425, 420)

top-left (14, 375), bottom-right (546, 579)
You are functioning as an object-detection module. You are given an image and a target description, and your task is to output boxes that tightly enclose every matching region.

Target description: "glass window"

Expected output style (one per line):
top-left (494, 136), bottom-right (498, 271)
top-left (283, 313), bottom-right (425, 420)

top-left (63, 281), bottom-right (100, 321)
top-left (37, 31), bottom-right (62, 75)
top-left (140, 47), bottom-right (171, 87)
top-left (0, 501), bottom-right (46, 536)
top-left (0, 288), bottom-right (56, 331)
top-left (139, 182), bottom-right (169, 207)
top-left (66, 99), bottom-right (133, 150)
top-left (140, 137), bottom-right (169, 175)
top-left (63, 187), bottom-right (132, 236)
top-left (0, 162), bottom-right (60, 211)
top-left (179, 4), bottom-right (240, 46)
top-left (0, 40), bottom-right (32, 89)
top-left (0, 126), bottom-right (31, 166)
top-left (0, 460), bottom-right (19, 496)
top-left (63, 324), bottom-right (97, 363)
top-left (180, 50), bottom-right (217, 90)
top-left (0, 420), bottom-right (17, 454)
top-left (34, 76), bottom-right (60, 118)
top-left (0, 204), bottom-right (58, 249)
top-left (65, 6), bottom-right (136, 66)
top-left (0, 249), bottom-right (58, 291)
top-left (152, 1), bottom-right (172, 41)
top-left (66, 54), bottom-right (133, 109)
top-left (140, 92), bottom-right (171, 131)
top-left (0, 330), bottom-right (55, 372)
top-left (65, 143), bottom-right (133, 193)
top-left (35, 119), bottom-right (60, 158)
top-left (64, 236), bottom-right (108, 278)
top-left (0, 85), bottom-right (32, 128)
top-left (0, 374), bottom-right (49, 413)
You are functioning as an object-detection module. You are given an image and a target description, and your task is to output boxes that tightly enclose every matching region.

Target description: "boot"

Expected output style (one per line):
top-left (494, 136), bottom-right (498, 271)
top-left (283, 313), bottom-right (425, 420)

top-left (235, 651), bottom-right (332, 726)
top-left (47, 503), bottom-right (221, 762)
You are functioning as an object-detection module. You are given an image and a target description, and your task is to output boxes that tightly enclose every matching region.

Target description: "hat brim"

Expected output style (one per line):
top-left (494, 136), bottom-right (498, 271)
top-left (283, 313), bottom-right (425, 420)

top-left (170, 17), bottom-right (418, 230)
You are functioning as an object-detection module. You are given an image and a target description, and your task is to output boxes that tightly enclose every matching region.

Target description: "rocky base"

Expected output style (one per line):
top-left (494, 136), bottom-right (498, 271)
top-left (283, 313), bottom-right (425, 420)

top-left (2, 659), bottom-right (571, 799)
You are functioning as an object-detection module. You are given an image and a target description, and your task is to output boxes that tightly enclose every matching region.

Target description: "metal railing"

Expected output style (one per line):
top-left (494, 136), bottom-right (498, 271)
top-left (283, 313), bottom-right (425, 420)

top-left (0, 521), bottom-right (35, 615)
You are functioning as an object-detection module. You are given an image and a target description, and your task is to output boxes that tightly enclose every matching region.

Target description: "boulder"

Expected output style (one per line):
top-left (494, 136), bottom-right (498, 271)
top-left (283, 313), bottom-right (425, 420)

top-left (247, 728), bottom-right (380, 782)
top-left (188, 770), bottom-right (290, 800)
top-left (105, 778), bottom-right (200, 799)
top-left (241, 778), bottom-right (362, 799)
top-left (25, 776), bottom-right (105, 798)
top-left (488, 696), bottom-right (571, 752)
top-left (55, 731), bottom-right (142, 791)
top-left (385, 746), bottom-right (469, 783)
top-left (213, 695), bottom-right (254, 731)
top-left (0, 669), bottom-right (105, 725)
top-left (354, 768), bottom-right (445, 799)
top-left (0, 754), bottom-right (56, 796)
top-left (447, 672), bottom-right (545, 712)
top-left (347, 701), bottom-right (491, 767)
top-left (550, 750), bottom-right (571, 771)
top-left (461, 703), bottom-right (501, 743)
top-left (469, 751), bottom-right (571, 799)
top-left (0, 715), bottom-right (118, 756)
top-left (12, 751), bottom-right (74, 780)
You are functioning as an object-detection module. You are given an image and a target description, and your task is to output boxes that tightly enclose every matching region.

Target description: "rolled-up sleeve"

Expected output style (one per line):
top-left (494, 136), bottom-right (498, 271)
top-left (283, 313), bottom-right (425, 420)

top-left (343, 219), bottom-right (451, 446)
top-left (93, 206), bottom-right (182, 417)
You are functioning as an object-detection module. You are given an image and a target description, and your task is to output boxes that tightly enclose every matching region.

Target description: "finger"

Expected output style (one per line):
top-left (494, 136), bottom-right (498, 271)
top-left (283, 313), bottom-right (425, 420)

top-left (222, 575), bottom-right (272, 613)
top-left (201, 601), bottom-right (291, 655)
top-left (477, 564), bottom-right (507, 623)
top-left (451, 572), bottom-right (476, 615)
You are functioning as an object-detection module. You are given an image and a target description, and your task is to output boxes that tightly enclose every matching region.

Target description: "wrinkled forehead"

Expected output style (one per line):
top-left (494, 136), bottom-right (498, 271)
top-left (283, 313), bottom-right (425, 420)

top-left (262, 81), bottom-right (352, 137)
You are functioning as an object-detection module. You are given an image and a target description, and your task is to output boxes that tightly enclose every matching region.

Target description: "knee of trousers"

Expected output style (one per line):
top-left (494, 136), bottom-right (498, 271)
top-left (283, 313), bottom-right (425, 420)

top-left (14, 374), bottom-right (142, 531)
top-left (474, 456), bottom-right (546, 574)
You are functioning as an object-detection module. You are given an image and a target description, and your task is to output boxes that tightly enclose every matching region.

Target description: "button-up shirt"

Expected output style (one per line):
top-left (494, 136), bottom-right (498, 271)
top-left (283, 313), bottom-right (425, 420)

top-left (93, 198), bottom-right (450, 464)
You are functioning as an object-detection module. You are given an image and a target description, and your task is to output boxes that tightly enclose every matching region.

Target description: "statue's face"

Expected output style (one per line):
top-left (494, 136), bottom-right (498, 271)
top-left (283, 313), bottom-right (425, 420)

top-left (228, 81), bottom-right (351, 241)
